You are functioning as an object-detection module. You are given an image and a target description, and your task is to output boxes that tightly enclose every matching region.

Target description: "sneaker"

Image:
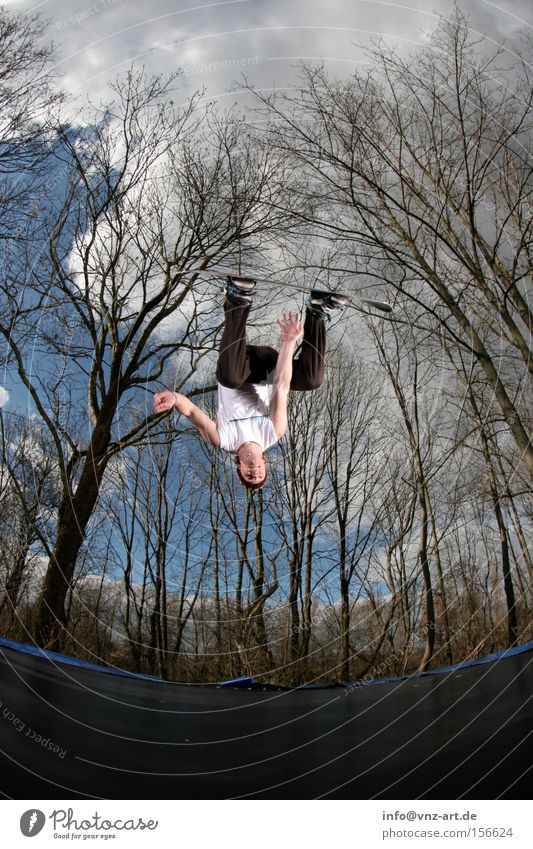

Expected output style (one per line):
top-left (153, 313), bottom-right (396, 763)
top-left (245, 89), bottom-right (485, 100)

top-left (225, 275), bottom-right (256, 307)
top-left (307, 289), bottom-right (348, 319)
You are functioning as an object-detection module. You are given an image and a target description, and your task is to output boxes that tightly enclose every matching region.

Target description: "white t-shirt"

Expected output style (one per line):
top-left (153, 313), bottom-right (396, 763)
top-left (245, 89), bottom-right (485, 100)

top-left (216, 372), bottom-right (278, 453)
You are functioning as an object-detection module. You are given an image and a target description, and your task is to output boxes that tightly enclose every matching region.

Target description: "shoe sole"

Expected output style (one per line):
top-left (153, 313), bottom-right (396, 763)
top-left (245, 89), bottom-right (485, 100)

top-left (226, 276), bottom-right (256, 292)
top-left (309, 289), bottom-right (348, 307)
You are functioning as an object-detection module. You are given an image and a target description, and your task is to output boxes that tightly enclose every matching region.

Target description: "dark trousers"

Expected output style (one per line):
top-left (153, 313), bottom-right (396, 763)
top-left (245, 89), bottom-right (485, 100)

top-left (216, 301), bottom-right (326, 391)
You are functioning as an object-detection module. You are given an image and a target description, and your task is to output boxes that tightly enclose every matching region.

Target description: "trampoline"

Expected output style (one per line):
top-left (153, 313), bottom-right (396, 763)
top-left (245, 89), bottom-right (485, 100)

top-left (0, 637), bottom-right (532, 799)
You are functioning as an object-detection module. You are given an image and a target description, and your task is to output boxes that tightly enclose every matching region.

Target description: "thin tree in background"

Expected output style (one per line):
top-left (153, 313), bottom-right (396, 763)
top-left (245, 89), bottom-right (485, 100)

top-left (270, 385), bottom-right (331, 680)
top-left (322, 356), bottom-right (387, 680)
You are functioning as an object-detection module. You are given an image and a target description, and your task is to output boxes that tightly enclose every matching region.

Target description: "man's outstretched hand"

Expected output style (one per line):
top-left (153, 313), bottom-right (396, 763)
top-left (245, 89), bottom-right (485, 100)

top-left (153, 391), bottom-right (220, 446)
top-left (277, 311), bottom-right (304, 343)
top-left (153, 391), bottom-right (177, 414)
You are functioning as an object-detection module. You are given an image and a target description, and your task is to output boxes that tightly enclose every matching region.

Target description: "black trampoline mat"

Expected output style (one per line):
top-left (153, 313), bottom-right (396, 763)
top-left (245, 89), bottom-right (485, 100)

top-left (1, 644), bottom-right (532, 799)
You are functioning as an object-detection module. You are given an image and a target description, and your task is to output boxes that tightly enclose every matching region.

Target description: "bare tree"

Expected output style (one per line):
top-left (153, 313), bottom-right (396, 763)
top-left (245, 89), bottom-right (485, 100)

top-left (0, 6), bottom-right (63, 241)
top-left (268, 384), bottom-right (332, 681)
top-left (245, 11), bottom-right (533, 478)
top-left (97, 420), bottom-right (212, 677)
top-left (207, 448), bottom-right (279, 678)
top-left (321, 356), bottom-right (387, 680)
top-left (0, 412), bottom-right (59, 634)
top-left (1, 66), bottom-right (293, 649)
top-left (444, 346), bottom-right (523, 648)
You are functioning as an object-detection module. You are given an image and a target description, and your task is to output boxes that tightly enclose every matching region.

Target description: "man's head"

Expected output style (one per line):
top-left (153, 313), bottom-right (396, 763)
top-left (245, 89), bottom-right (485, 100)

top-left (235, 442), bottom-right (268, 490)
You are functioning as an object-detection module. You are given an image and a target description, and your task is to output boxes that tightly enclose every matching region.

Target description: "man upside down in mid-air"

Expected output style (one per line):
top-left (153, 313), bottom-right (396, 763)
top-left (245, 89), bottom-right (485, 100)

top-left (153, 277), bottom-right (347, 490)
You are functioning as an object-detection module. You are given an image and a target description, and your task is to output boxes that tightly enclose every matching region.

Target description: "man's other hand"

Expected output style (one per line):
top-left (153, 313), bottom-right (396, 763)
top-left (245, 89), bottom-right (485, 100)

top-left (277, 311), bottom-right (304, 343)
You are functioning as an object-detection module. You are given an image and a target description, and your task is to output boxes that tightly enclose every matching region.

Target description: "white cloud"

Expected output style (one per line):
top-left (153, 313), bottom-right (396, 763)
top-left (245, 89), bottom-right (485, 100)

top-left (9, 0), bottom-right (529, 108)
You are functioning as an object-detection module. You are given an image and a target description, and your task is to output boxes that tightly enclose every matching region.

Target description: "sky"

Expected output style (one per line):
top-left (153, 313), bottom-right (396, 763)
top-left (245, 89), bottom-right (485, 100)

top-left (1, 0), bottom-right (531, 407)
top-left (4, 0), bottom-right (532, 110)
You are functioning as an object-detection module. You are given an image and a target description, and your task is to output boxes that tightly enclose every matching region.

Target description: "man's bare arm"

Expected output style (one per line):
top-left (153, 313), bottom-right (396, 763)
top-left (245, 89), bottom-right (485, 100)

top-left (153, 391), bottom-right (220, 446)
top-left (269, 312), bottom-right (303, 438)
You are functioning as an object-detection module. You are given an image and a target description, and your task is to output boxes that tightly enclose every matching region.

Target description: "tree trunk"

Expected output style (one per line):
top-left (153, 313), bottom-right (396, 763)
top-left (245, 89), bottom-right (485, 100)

top-left (417, 482), bottom-right (435, 672)
top-left (32, 413), bottom-right (113, 649)
top-left (340, 575), bottom-right (351, 681)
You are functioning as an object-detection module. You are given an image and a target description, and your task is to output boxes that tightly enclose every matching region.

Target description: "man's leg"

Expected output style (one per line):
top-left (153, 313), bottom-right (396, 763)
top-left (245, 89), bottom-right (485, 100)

top-left (289, 309), bottom-right (326, 391)
top-left (289, 291), bottom-right (347, 390)
top-left (216, 300), bottom-right (278, 388)
top-left (216, 300), bottom-right (252, 388)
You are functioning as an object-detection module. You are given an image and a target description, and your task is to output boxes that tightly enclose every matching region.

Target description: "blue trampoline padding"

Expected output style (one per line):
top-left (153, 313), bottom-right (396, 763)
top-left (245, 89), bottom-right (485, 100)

top-left (218, 676), bottom-right (283, 690)
top-left (419, 639), bottom-right (533, 674)
top-left (219, 675), bottom-right (254, 686)
top-left (0, 636), bottom-right (164, 683)
top-left (345, 639), bottom-right (533, 687)
top-left (2, 634), bottom-right (532, 689)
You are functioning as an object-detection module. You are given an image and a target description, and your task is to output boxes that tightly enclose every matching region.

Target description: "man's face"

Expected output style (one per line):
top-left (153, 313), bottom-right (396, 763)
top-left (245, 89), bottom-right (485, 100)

top-left (237, 443), bottom-right (267, 485)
